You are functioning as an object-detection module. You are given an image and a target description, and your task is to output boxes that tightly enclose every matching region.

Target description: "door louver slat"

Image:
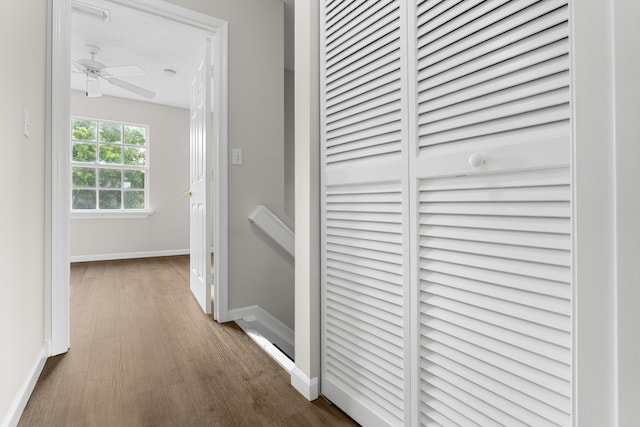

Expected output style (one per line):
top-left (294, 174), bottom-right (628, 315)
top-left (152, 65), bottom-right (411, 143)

top-left (324, 182), bottom-right (405, 425)
top-left (324, 0), bottom-right (402, 167)
top-left (419, 167), bottom-right (571, 426)
top-left (321, 0), bottom-right (572, 424)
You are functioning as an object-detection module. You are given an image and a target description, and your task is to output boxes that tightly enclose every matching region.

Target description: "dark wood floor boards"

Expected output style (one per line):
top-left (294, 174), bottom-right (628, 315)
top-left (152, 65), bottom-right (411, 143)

top-left (19, 256), bottom-right (356, 427)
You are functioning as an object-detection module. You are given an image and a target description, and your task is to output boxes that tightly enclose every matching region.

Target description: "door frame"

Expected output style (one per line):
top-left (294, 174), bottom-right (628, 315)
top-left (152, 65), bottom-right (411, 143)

top-left (48, 0), bottom-right (229, 356)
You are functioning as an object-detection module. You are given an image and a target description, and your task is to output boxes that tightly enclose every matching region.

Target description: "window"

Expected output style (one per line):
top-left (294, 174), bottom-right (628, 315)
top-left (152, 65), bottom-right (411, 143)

top-left (71, 117), bottom-right (149, 214)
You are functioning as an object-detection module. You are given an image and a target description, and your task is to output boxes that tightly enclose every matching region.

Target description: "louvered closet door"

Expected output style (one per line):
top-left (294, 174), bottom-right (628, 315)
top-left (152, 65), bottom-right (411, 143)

top-left (320, 0), bottom-right (409, 426)
top-left (411, 1), bottom-right (572, 426)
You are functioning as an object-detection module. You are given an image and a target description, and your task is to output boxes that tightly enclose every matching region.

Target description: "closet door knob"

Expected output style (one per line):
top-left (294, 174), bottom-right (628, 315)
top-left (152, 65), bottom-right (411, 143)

top-left (468, 152), bottom-right (485, 167)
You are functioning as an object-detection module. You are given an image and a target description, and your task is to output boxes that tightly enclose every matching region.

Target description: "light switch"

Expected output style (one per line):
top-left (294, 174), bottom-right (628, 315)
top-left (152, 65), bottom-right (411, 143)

top-left (232, 148), bottom-right (243, 166)
top-left (24, 107), bottom-right (32, 138)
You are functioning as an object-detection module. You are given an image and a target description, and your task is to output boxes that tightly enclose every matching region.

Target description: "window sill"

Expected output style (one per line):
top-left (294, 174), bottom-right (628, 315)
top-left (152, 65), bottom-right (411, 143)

top-left (70, 210), bottom-right (154, 219)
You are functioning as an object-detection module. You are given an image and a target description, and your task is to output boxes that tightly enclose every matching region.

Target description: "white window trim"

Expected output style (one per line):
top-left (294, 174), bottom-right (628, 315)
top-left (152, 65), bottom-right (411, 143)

top-left (70, 116), bottom-right (151, 215)
top-left (70, 209), bottom-right (154, 219)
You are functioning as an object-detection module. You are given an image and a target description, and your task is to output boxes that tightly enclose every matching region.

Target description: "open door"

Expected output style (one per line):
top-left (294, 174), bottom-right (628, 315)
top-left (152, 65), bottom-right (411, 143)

top-left (188, 37), bottom-right (212, 314)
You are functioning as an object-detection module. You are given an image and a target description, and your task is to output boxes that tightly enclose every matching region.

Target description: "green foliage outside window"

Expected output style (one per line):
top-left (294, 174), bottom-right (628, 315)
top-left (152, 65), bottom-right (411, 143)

top-left (72, 167), bottom-right (96, 188)
top-left (124, 147), bottom-right (145, 166)
top-left (99, 122), bottom-right (122, 143)
top-left (99, 169), bottom-right (122, 188)
top-left (99, 144), bottom-right (123, 164)
top-left (72, 119), bottom-right (96, 141)
top-left (72, 143), bottom-right (97, 162)
top-left (71, 117), bottom-right (148, 211)
top-left (72, 189), bottom-right (96, 209)
top-left (124, 170), bottom-right (144, 189)
top-left (124, 126), bottom-right (146, 145)
top-left (124, 191), bottom-right (145, 209)
top-left (99, 190), bottom-right (121, 209)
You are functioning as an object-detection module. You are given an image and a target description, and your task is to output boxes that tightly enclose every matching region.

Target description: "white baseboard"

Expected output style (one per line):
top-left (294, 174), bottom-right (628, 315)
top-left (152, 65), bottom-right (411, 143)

top-left (228, 305), bottom-right (295, 364)
top-left (1, 343), bottom-right (48, 427)
top-left (235, 319), bottom-right (295, 373)
top-left (291, 366), bottom-right (319, 401)
top-left (70, 249), bottom-right (189, 263)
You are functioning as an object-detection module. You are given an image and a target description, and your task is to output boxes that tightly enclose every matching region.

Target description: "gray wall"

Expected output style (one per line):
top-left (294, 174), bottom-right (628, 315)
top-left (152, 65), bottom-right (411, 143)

top-left (284, 69), bottom-right (295, 224)
top-left (156, 0), bottom-right (294, 329)
top-left (70, 91), bottom-right (190, 258)
top-left (0, 0), bottom-right (47, 422)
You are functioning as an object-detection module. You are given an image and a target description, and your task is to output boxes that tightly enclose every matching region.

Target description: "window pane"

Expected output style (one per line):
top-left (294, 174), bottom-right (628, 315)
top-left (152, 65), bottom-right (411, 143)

top-left (99, 169), bottom-right (122, 188)
top-left (124, 125), bottom-right (146, 146)
top-left (72, 190), bottom-right (96, 209)
top-left (72, 167), bottom-right (96, 188)
top-left (99, 144), bottom-right (122, 164)
top-left (124, 191), bottom-right (145, 209)
top-left (99, 190), bottom-right (121, 209)
top-left (99, 122), bottom-right (122, 143)
top-left (72, 119), bottom-right (96, 141)
top-left (124, 170), bottom-right (144, 189)
top-left (124, 147), bottom-right (146, 166)
top-left (72, 142), bottom-right (96, 162)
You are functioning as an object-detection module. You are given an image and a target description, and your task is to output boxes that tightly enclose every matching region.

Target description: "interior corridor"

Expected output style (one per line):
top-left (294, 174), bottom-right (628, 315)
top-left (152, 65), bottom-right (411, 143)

top-left (19, 256), bottom-right (354, 426)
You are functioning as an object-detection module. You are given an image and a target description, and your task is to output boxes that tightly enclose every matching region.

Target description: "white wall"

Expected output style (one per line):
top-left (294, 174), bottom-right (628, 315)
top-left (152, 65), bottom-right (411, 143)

top-left (0, 0), bottom-right (47, 424)
top-left (293, 0), bottom-right (321, 399)
top-left (164, 0), bottom-right (294, 329)
top-left (69, 91), bottom-right (190, 258)
top-left (612, 2), bottom-right (640, 424)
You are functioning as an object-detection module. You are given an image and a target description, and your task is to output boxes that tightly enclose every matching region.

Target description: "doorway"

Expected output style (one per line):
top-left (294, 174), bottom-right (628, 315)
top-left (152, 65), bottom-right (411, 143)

top-left (49, 0), bottom-right (229, 356)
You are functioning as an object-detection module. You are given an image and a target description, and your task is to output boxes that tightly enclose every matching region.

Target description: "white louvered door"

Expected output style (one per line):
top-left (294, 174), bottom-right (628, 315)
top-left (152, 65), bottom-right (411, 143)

top-left (320, 1), bottom-right (572, 426)
top-left (411, 1), bottom-right (571, 425)
top-left (320, 0), bottom-right (410, 425)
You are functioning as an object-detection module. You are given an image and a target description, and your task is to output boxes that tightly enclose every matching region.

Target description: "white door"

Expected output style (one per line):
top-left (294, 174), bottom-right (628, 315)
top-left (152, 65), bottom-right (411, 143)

top-left (188, 38), bottom-right (212, 314)
top-left (320, 1), bottom-right (573, 426)
top-left (412, 2), bottom-right (572, 425)
top-left (320, 0), bottom-right (410, 425)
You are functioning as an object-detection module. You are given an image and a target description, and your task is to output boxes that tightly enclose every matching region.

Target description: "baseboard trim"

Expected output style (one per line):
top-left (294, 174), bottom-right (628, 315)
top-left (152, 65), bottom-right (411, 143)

top-left (228, 305), bottom-right (294, 365)
top-left (1, 343), bottom-right (48, 427)
top-left (70, 249), bottom-right (190, 263)
top-left (291, 367), bottom-right (319, 401)
top-left (235, 319), bottom-right (295, 373)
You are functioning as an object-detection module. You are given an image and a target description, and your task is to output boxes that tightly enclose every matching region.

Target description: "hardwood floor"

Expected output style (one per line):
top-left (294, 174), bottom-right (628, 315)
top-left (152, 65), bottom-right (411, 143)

top-left (19, 256), bottom-right (356, 427)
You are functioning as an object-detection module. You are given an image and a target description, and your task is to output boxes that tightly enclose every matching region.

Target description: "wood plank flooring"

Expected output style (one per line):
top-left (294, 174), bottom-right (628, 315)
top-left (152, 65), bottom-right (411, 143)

top-left (19, 256), bottom-right (356, 427)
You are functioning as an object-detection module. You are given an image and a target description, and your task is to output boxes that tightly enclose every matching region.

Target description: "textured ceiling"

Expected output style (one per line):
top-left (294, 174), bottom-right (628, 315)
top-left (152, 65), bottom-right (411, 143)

top-left (71, 0), bottom-right (293, 109)
top-left (71, 0), bottom-right (207, 109)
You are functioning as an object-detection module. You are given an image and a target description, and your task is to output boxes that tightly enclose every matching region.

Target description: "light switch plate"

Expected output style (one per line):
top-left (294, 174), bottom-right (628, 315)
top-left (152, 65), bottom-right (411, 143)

top-left (24, 107), bottom-right (32, 138)
top-left (232, 148), bottom-right (243, 165)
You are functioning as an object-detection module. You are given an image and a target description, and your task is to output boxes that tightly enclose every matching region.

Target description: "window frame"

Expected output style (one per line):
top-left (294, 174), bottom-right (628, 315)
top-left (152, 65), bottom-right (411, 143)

top-left (70, 116), bottom-right (153, 218)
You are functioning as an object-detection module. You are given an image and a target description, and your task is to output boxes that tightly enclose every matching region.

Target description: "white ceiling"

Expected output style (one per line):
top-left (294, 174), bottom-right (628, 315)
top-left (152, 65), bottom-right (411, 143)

top-left (71, 0), bottom-right (205, 109)
top-left (71, 0), bottom-right (294, 110)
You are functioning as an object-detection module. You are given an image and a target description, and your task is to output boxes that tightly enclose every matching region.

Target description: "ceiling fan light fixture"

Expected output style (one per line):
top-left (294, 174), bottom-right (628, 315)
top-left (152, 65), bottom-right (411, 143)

top-left (85, 75), bottom-right (102, 98)
top-left (72, 2), bottom-right (110, 23)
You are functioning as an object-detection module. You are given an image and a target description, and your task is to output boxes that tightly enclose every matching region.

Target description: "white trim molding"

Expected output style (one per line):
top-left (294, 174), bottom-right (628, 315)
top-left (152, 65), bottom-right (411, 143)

top-left (235, 319), bottom-right (295, 373)
top-left (0, 343), bottom-right (48, 427)
top-left (70, 210), bottom-right (154, 219)
top-left (228, 305), bottom-right (294, 360)
top-left (70, 249), bottom-right (189, 263)
top-left (50, 0), bottom-right (72, 357)
top-left (50, 0), bottom-right (230, 352)
top-left (291, 367), bottom-right (319, 401)
top-left (248, 205), bottom-right (294, 257)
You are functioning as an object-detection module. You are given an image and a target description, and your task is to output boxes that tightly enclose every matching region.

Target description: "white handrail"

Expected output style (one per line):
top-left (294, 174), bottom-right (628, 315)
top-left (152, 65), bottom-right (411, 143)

top-left (248, 205), bottom-right (294, 257)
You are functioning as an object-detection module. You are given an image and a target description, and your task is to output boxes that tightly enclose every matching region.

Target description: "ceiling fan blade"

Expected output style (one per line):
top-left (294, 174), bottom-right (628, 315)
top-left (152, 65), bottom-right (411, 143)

top-left (106, 77), bottom-right (156, 99)
top-left (86, 76), bottom-right (102, 98)
top-left (76, 57), bottom-right (106, 70)
top-left (103, 65), bottom-right (146, 77)
top-left (71, 62), bottom-right (85, 73)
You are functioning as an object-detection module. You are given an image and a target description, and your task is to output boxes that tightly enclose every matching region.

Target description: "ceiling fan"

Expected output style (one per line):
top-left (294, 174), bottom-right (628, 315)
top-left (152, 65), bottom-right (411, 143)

top-left (72, 45), bottom-right (156, 99)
